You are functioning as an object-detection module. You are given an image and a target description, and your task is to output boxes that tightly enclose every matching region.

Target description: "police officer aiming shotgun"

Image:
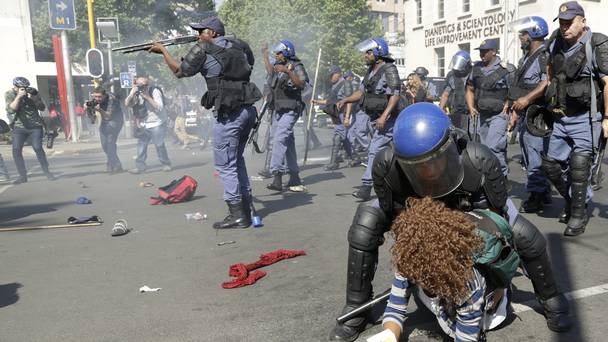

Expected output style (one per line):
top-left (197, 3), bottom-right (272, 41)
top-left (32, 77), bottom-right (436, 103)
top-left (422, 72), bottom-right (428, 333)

top-left (148, 16), bottom-right (262, 229)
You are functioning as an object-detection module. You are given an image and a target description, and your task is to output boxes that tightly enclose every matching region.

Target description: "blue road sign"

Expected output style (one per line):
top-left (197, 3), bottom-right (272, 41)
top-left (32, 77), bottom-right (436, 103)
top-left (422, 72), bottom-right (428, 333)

top-left (120, 72), bottom-right (133, 89)
top-left (49, 0), bottom-right (76, 30)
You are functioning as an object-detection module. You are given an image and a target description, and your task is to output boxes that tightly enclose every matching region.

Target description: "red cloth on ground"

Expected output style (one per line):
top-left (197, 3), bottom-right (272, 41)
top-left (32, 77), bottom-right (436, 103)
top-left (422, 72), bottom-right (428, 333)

top-left (221, 249), bottom-right (306, 289)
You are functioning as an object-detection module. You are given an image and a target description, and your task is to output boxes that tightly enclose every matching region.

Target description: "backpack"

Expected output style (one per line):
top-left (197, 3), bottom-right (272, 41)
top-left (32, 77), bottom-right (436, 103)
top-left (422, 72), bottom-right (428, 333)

top-left (468, 209), bottom-right (521, 289)
top-left (149, 176), bottom-right (198, 205)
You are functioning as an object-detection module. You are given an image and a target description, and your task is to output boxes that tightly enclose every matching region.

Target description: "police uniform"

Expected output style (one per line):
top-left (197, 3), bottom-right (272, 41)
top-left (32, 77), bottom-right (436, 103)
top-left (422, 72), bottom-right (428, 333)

top-left (98, 93), bottom-right (124, 173)
top-left (512, 44), bottom-right (552, 210)
top-left (356, 61), bottom-right (401, 198)
top-left (323, 67), bottom-right (360, 170)
top-left (346, 75), bottom-right (371, 153)
top-left (542, 20), bottom-right (608, 235)
top-left (443, 69), bottom-right (470, 130)
top-left (330, 103), bottom-right (571, 341)
top-left (267, 52), bottom-right (309, 188)
top-left (176, 17), bottom-right (262, 229)
top-left (468, 41), bottom-right (515, 176)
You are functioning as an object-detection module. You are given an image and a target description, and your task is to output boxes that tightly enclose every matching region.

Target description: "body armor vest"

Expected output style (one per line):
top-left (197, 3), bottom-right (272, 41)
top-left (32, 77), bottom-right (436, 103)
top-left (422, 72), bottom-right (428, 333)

top-left (547, 33), bottom-right (604, 115)
top-left (269, 60), bottom-right (305, 113)
top-left (447, 72), bottom-right (468, 114)
top-left (471, 63), bottom-right (510, 113)
top-left (201, 38), bottom-right (261, 116)
top-left (508, 46), bottom-right (547, 106)
top-left (360, 64), bottom-right (392, 119)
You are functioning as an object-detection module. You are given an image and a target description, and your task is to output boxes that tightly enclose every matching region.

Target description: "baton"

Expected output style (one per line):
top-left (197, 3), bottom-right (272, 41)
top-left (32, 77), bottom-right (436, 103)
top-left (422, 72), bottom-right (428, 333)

top-left (336, 289), bottom-right (391, 324)
top-left (248, 100), bottom-right (269, 153)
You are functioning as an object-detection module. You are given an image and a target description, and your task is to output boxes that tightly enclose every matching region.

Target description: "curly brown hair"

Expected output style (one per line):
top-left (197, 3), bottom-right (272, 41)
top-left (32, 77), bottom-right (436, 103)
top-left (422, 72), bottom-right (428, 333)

top-left (390, 197), bottom-right (484, 304)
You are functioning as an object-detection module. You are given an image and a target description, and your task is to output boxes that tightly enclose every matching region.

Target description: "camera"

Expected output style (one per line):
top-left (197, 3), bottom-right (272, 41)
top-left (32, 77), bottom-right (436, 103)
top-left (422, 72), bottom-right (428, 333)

top-left (85, 99), bottom-right (98, 124)
top-left (23, 87), bottom-right (38, 96)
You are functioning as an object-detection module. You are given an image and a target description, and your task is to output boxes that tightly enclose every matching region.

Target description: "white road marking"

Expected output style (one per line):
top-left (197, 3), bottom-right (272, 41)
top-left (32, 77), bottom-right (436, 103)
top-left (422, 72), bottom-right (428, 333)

top-left (512, 282), bottom-right (608, 313)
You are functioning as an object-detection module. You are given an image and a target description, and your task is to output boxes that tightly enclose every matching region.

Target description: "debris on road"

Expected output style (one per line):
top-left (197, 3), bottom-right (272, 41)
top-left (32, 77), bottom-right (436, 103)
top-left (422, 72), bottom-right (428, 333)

top-left (217, 240), bottom-right (236, 246)
top-left (139, 285), bottom-right (161, 293)
top-left (185, 212), bottom-right (207, 221)
top-left (76, 196), bottom-right (92, 204)
top-left (222, 249), bottom-right (306, 289)
top-left (139, 181), bottom-right (154, 187)
top-left (111, 219), bottom-right (130, 237)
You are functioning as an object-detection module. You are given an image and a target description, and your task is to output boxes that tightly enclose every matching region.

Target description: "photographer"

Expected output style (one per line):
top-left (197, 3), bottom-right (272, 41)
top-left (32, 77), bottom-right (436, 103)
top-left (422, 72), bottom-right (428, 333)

top-left (124, 76), bottom-right (172, 174)
top-left (4, 77), bottom-right (55, 184)
top-left (89, 86), bottom-right (124, 173)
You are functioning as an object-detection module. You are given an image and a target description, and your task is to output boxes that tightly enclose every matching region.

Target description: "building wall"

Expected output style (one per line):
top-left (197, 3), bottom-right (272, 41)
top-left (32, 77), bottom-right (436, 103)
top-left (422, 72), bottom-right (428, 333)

top-left (0, 0), bottom-right (87, 122)
top-left (404, 0), bottom-right (608, 78)
top-left (369, 0), bottom-right (408, 77)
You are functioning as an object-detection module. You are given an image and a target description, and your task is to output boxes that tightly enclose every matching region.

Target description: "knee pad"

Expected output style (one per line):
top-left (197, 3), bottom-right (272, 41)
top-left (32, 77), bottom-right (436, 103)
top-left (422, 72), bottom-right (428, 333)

top-left (347, 204), bottom-right (387, 252)
top-left (569, 152), bottom-right (592, 183)
top-left (541, 154), bottom-right (563, 180)
top-left (512, 214), bottom-right (547, 260)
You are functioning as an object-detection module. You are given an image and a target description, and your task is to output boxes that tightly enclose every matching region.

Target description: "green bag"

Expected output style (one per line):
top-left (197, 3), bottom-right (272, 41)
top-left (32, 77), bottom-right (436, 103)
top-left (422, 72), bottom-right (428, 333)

top-left (468, 209), bottom-right (521, 289)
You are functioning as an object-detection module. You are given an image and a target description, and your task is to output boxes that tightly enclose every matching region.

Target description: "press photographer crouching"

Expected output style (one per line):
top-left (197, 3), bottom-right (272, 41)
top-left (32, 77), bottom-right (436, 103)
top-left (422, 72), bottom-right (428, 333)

top-left (124, 76), bottom-right (172, 174)
top-left (4, 77), bottom-right (55, 184)
top-left (89, 86), bottom-right (124, 174)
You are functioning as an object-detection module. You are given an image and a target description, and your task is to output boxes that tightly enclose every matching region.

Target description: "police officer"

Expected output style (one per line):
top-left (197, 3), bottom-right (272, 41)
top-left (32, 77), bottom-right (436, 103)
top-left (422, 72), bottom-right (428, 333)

top-left (439, 51), bottom-right (472, 131)
top-left (329, 103), bottom-right (571, 341)
top-left (313, 66), bottom-right (360, 170)
top-left (91, 86), bottom-right (124, 174)
top-left (466, 38), bottom-right (516, 176)
top-left (337, 37), bottom-right (401, 201)
top-left (263, 40), bottom-right (309, 191)
top-left (344, 71), bottom-right (370, 154)
top-left (542, 1), bottom-right (608, 236)
top-left (5, 77), bottom-right (55, 184)
top-left (413, 66), bottom-right (438, 101)
top-left (149, 16), bottom-right (262, 229)
top-left (506, 17), bottom-right (552, 213)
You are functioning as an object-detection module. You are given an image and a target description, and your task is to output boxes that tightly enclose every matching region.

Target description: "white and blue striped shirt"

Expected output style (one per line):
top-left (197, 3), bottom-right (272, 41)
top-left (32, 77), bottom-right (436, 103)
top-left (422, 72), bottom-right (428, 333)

top-left (382, 269), bottom-right (487, 341)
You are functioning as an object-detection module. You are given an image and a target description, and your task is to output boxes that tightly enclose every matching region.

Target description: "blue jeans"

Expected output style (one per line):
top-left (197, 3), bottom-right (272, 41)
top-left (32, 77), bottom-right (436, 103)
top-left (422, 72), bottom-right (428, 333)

top-left (12, 126), bottom-right (49, 178)
top-left (100, 120), bottom-right (123, 170)
top-left (214, 106), bottom-right (257, 203)
top-left (135, 124), bottom-right (171, 170)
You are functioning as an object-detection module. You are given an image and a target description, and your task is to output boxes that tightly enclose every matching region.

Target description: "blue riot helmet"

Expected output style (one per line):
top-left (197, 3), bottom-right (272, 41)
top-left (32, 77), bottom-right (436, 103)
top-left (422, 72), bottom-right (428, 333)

top-left (355, 37), bottom-right (390, 58)
top-left (449, 51), bottom-right (471, 72)
top-left (393, 103), bottom-right (464, 198)
top-left (510, 16), bottom-right (549, 50)
top-left (271, 40), bottom-right (296, 59)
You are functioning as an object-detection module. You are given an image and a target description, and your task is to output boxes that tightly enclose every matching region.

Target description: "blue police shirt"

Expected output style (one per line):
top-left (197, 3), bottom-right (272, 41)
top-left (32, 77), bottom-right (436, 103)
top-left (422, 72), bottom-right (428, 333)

top-left (518, 45), bottom-right (548, 86)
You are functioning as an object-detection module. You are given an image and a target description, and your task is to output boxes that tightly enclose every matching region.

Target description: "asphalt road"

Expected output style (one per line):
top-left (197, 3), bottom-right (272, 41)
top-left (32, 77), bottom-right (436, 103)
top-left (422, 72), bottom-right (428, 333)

top-left (0, 125), bottom-right (607, 342)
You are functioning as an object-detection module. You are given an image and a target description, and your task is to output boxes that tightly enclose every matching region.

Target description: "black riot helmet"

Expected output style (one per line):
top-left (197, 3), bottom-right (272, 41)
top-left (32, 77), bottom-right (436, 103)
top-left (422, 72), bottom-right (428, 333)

top-left (414, 67), bottom-right (429, 79)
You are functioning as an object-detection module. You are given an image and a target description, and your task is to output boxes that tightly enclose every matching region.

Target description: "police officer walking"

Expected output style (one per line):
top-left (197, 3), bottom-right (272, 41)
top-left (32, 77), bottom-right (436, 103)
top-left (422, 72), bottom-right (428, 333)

top-left (263, 40), bottom-right (309, 192)
top-left (466, 38), bottom-right (516, 176)
top-left (337, 37), bottom-right (401, 201)
top-left (439, 51), bottom-right (472, 131)
top-left (507, 16), bottom-right (552, 213)
top-left (313, 65), bottom-right (360, 171)
top-left (149, 16), bottom-right (262, 229)
top-left (329, 103), bottom-right (571, 341)
top-left (542, 1), bottom-right (608, 236)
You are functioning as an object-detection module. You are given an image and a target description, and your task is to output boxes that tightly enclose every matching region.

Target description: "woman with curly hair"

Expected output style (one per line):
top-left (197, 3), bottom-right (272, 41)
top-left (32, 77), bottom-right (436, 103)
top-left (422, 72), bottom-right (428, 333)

top-left (379, 197), bottom-right (511, 342)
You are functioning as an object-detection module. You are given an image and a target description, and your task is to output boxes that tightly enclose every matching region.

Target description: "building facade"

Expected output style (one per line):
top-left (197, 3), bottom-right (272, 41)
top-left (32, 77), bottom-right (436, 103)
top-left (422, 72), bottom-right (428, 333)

top-left (0, 0), bottom-right (88, 123)
top-left (368, 0), bottom-right (408, 77)
top-left (403, 0), bottom-right (608, 78)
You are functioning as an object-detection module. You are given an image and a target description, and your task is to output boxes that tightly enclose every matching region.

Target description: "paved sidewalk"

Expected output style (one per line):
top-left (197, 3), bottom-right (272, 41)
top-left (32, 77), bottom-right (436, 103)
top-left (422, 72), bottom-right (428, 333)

top-left (0, 138), bottom-right (138, 161)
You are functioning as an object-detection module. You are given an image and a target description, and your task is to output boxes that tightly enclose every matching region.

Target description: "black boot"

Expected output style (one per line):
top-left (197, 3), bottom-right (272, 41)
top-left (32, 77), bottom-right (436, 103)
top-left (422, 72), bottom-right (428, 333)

top-left (267, 172), bottom-right (283, 191)
top-left (325, 134), bottom-right (341, 171)
top-left (241, 195), bottom-right (253, 227)
top-left (352, 185), bottom-right (372, 201)
top-left (542, 155), bottom-right (571, 222)
top-left (520, 192), bottom-right (544, 213)
top-left (330, 245), bottom-right (379, 341)
top-left (558, 204), bottom-right (571, 223)
top-left (522, 251), bottom-right (572, 332)
top-left (564, 153), bottom-right (592, 236)
top-left (212, 202), bottom-right (251, 229)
